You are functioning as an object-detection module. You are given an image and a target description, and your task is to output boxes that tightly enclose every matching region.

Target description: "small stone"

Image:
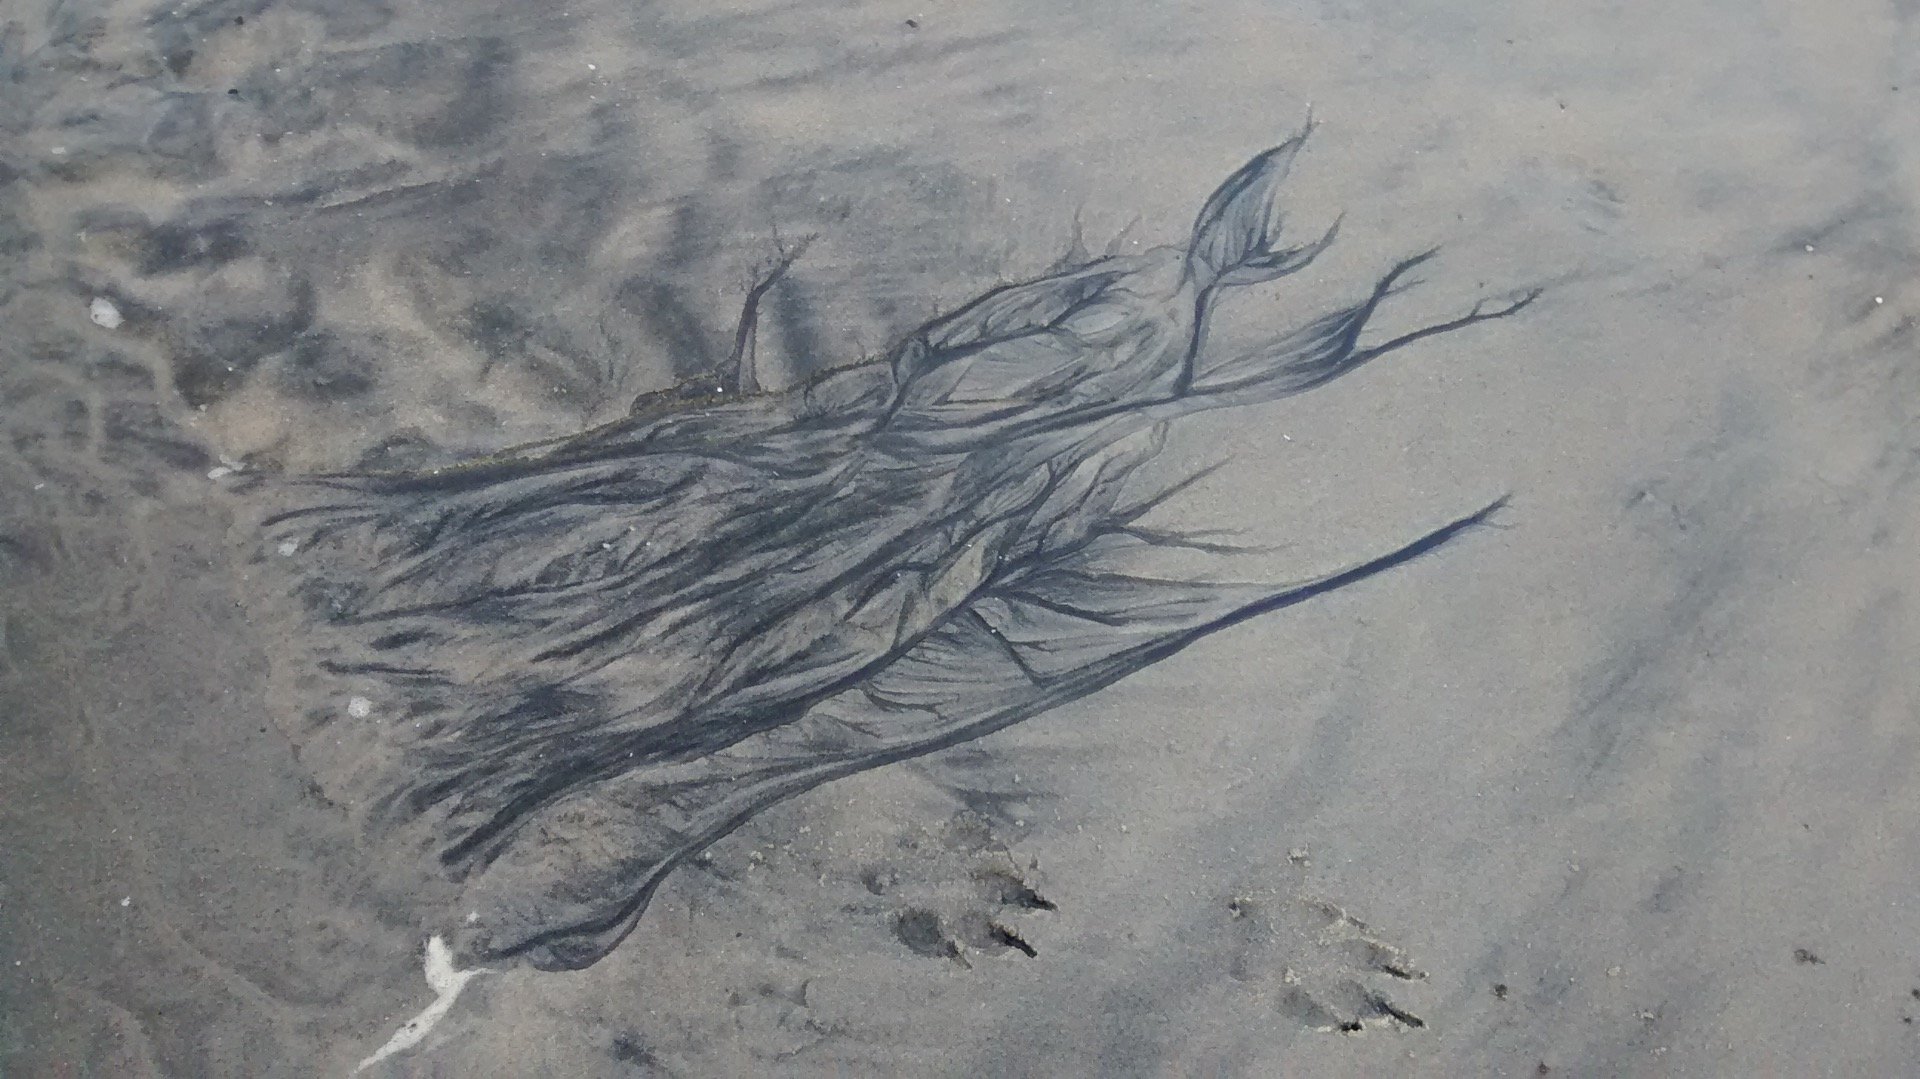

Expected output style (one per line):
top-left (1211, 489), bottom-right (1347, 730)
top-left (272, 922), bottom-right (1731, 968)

top-left (207, 466), bottom-right (235, 480)
top-left (120, 896), bottom-right (131, 907)
top-left (348, 696), bottom-right (374, 719)
top-left (89, 297), bottom-right (123, 329)
top-left (277, 539), bottom-right (300, 557)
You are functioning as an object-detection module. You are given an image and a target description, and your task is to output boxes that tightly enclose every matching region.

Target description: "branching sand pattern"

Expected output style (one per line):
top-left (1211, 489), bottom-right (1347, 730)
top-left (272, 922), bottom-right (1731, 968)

top-left (245, 125), bottom-right (1538, 977)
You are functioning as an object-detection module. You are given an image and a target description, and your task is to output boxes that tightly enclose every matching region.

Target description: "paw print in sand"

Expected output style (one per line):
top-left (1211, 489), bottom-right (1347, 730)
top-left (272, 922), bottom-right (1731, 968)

top-left (1225, 889), bottom-right (1427, 1033)
top-left (856, 814), bottom-right (1057, 965)
top-left (905, 861), bottom-right (1058, 963)
top-left (885, 860), bottom-right (1056, 964)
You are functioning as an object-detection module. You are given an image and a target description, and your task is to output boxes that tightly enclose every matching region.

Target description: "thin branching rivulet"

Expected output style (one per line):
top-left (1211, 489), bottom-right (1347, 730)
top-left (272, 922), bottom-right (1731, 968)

top-left (246, 124), bottom-right (1539, 972)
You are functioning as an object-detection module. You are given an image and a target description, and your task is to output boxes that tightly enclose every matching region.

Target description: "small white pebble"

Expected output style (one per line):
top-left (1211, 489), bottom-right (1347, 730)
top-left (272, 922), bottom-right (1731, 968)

top-left (1874, 296), bottom-right (1884, 304)
top-left (120, 896), bottom-right (131, 908)
top-left (1804, 244), bottom-right (1815, 252)
top-left (586, 62), bottom-right (597, 70)
top-left (207, 466), bottom-right (235, 480)
top-left (347, 696), bottom-right (373, 719)
top-left (277, 539), bottom-right (300, 557)
top-left (89, 297), bottom-right (123, 329)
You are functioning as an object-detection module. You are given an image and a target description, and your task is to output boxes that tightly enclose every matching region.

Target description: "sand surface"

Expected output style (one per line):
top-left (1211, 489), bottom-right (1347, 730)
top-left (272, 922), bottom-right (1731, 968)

top-left (3, 0), bottom-right (1919, 1075)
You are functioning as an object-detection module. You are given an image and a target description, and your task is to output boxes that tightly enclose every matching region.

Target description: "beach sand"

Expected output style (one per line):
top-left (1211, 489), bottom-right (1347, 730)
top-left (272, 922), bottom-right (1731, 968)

top-left (3, 0), bottom-right (1918, 1074)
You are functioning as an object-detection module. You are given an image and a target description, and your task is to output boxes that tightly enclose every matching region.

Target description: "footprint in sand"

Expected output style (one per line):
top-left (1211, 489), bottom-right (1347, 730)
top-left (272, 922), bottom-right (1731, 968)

top-left (1223, 886), bottom-right (1428, 1034)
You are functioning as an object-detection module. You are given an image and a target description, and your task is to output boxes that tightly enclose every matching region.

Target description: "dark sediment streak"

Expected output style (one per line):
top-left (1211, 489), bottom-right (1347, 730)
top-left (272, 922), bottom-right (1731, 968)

top-left (242, 125), bottom-right (1537, 970)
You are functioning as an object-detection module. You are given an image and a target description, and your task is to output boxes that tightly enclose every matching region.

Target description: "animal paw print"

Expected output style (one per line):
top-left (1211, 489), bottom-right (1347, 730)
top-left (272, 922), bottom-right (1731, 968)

top-left (1225, 892), bottom-right (1427, 1033)
top-left (883, 859), bottom-right (1056, 964)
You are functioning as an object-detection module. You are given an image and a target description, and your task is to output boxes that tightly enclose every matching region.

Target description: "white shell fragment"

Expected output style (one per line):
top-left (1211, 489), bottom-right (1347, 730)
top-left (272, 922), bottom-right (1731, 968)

top-left (352, 935), bottom-right (487, 1074)
top-left (88, 297), bottom-right (123, 329)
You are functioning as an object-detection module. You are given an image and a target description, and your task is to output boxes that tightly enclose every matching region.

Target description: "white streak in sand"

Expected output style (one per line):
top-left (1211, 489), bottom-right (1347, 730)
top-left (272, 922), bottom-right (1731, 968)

top-left (351, 935), bottom-right (487, 1075)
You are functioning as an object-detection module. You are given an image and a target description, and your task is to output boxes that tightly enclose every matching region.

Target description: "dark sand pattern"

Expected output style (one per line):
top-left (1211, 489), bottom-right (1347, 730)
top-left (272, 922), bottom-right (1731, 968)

top-left (6, 0), bottom-right (1920, 1075)
top-left (242, 127), bottom-right (1533, 977)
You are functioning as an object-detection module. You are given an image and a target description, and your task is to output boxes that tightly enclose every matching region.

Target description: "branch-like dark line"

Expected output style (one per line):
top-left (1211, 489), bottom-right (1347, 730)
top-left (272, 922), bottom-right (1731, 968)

top-left (729, 236), bottom-right (814, 395)
top-left (1350, 287), bottom-right (1543, 366)
top-left (489, 495), bottom-right (1505, 970)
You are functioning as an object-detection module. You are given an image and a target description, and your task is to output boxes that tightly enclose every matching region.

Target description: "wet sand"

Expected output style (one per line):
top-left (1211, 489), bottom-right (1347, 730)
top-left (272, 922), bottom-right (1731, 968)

top-left (4, 0), bottom-right (1919, 1074)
